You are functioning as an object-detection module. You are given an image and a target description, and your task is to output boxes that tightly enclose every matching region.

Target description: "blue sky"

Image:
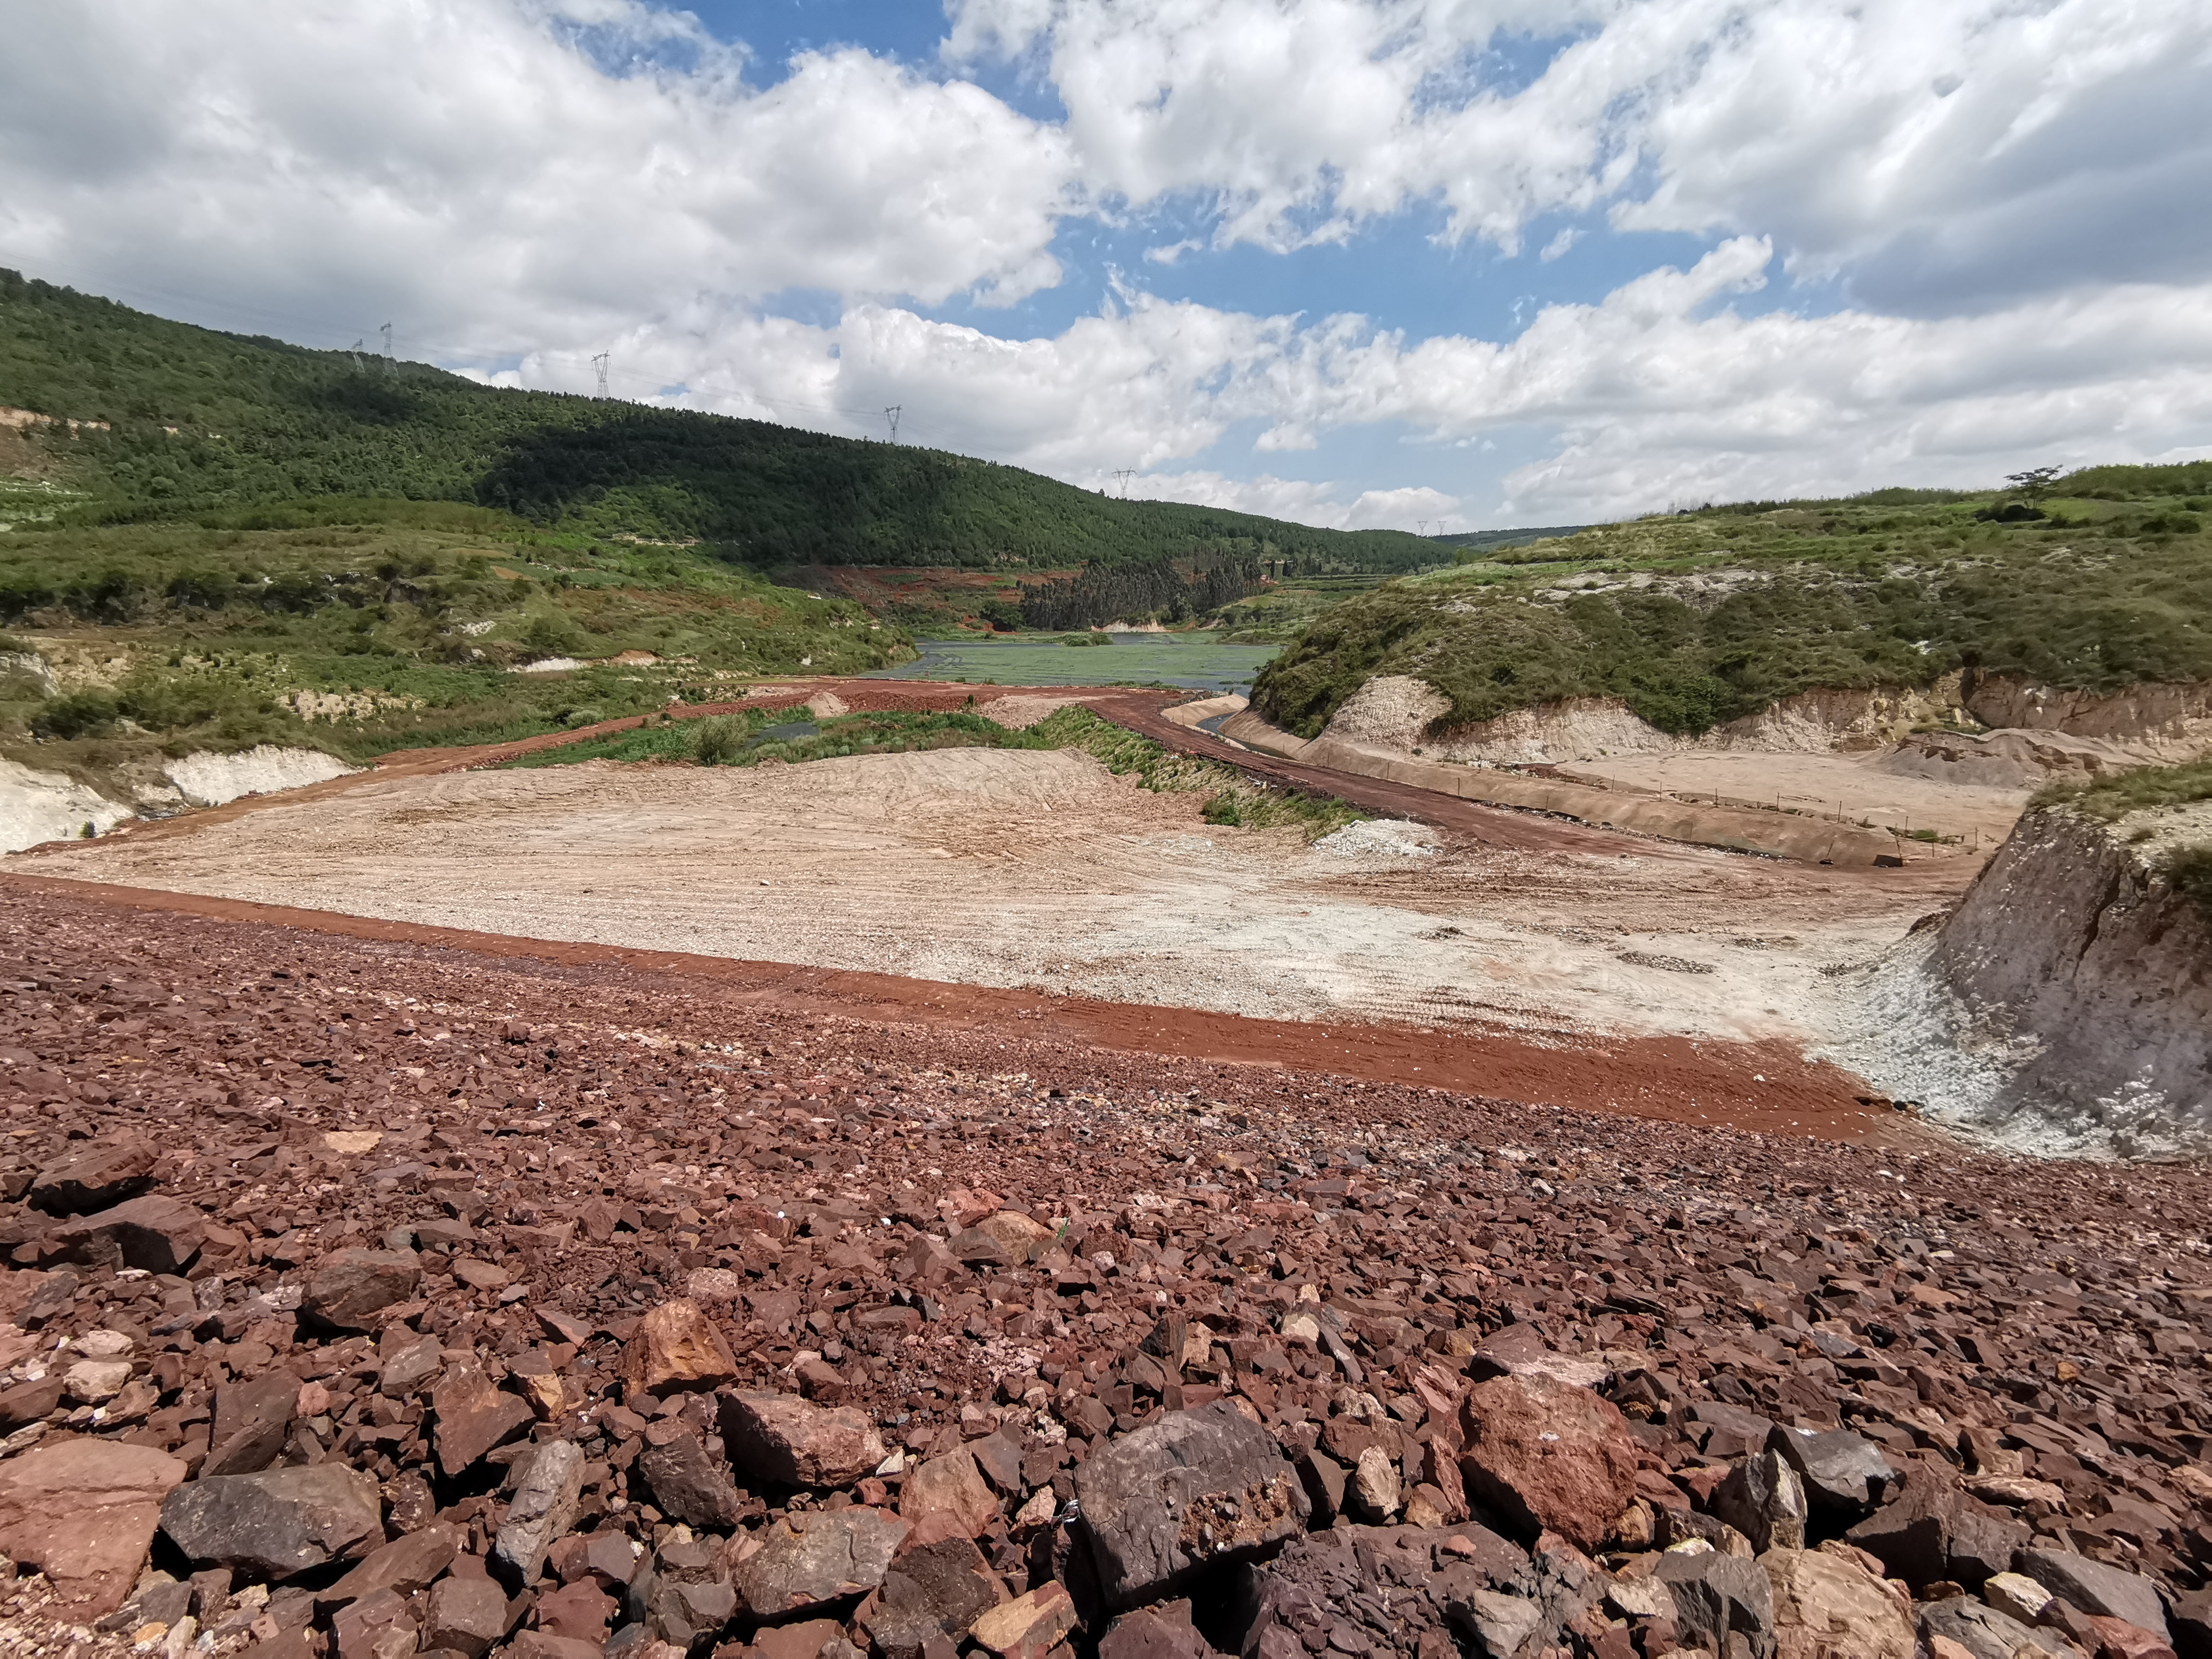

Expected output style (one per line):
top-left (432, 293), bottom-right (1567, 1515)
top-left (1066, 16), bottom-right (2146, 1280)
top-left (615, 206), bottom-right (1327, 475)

top-left (3, 0), bottom-right (2208, 528)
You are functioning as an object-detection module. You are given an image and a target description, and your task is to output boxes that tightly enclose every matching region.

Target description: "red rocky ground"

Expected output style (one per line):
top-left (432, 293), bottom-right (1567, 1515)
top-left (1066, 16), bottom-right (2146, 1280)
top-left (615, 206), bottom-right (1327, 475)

top-left (0, 883), bottom-right (2207, 1659)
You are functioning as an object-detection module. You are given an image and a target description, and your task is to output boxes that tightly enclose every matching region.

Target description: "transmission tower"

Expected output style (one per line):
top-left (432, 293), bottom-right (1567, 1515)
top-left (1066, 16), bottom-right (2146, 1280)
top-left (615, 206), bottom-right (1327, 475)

top-left (884, 405), bottom-right (902, 444)
top-left (379, 323), bottom-right (394, 374)
top-left (592, 352), bottom-right (610, 398)
top-left (348, 339), bottom-right (365, 371)
top-left (1111, 469), bottom-right (1136, 498)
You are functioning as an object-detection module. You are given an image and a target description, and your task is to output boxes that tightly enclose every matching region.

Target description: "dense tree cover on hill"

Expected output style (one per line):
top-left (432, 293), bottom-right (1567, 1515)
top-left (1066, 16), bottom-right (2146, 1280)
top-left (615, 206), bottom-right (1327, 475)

top-left (1254, 489), bottom-right (2212, 738)
top-left (1015, 556), bottom-right (1257, 629)
top-left (0, 269), bottom-right (1439, 573)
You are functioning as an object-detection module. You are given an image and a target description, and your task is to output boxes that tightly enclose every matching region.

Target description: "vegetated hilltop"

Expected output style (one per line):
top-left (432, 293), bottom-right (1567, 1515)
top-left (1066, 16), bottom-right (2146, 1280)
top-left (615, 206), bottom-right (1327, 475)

top-left (0, 268), bottom-right (1437, 573)
top-left (1251, 478), bottom-right (2212, 742)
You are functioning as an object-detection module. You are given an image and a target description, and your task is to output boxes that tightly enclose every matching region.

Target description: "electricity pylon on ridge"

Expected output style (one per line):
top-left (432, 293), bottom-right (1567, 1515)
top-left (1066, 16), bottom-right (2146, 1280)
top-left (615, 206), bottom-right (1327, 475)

top-left (593, 353), bottom-right (610, 398)
top-left (884, 405), bottom-right (902, 444)
top-left (380, 323), bottom-right (394, 375)
top-left (1111, 469), bottom-right (1136, 498)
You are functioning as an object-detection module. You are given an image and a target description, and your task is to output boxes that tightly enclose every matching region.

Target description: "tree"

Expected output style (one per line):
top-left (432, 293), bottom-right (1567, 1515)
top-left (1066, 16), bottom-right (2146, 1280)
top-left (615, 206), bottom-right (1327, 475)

top-left (2005, 465), bottom-right (2063, 502)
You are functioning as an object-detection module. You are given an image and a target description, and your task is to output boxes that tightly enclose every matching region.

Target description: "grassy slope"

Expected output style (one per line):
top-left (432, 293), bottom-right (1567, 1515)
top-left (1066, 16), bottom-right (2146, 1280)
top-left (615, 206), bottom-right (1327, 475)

top-left (509, 703), bottom-right (1366, 840)
top-left (0, 496), bottom-right (902, 788)
top-left (0, 268), bottom-right (1439, 574)
top-left (1252, 483), bottom-right (2212, 739)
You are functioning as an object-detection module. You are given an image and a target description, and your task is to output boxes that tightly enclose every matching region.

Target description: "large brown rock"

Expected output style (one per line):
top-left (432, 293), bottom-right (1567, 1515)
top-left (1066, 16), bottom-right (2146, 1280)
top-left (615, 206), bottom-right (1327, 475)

top-left (46, 1194), bottom-right (208, 1275)
top-left (159, 1463), bottom-right (385, 1576)
top-left (969, 1582), bottom-right (1078, 1659)
top-left (638, 1432), bottom-right (748, 1528)
top-left (202, 1370), bottom-right (301, 1478)
top-left (720, 1390), bottom-right (887, 1489)
top-left (854, 1533), bottom-right (1003, 1659)
top-left (492, 1441), bottom-right (587, 1584)
top-left (431, 1357), bottom-right (534, 1477)
top-left (898, 1448), bottom-right (1000, 1538)
top-left (622, 1299), bottom-right (738, 1395)
top-left (302, 1249), bottom-right (424, 1332)
top-left (0, 1440), bottom-right (187, 1616)
top-left (1764, 1546), bottom-right (1914, 1659)
top-left (30, 1138), bottom-right (155, 1215)
top-left (1457, 1371), bottom-right (1641, 1551)
top-left (732, 1506), bottom-right (910, 1618)
top-left (1076, 1398), bottom-right (1310, 1611)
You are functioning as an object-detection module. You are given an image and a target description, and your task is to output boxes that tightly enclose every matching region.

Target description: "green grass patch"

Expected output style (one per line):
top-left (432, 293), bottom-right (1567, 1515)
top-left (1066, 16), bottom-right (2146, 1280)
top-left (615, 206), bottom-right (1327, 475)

top-left (2034, 759), bottom-right (2212, 821)
top-left (506, 703), bottom-right (1366, 841)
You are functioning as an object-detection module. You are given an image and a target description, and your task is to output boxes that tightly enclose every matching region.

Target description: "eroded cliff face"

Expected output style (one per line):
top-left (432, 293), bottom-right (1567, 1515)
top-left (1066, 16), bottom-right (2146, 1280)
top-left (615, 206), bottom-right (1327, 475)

top-left (1928, 804), bottom-right (2212, 1154)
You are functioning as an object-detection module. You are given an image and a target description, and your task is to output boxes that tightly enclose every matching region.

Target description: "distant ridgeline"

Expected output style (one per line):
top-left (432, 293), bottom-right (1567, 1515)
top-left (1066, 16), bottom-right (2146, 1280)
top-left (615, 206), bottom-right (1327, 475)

top-left (0, 268), bottom-right (1440, 574)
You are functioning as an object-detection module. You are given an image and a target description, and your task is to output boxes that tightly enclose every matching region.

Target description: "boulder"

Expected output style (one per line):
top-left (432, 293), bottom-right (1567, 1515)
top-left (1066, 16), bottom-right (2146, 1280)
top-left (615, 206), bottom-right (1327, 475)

top-left (854, 1534), bottom-right (1003, 1659)
top-left (2016, 1550), bottom-right (2170, 1640)
top-left (46, 1195), bottom-right (207, 1275)
top-left (1763, 1546), bottom-right (1913, 1659)
top-left (302, 1250), bottom-right (424, 1332)
top-left (733, 1506), bottom-right (910, 1618)
top-left (159, 1463), bottom-right (385, 1576)
top-left (637, 1433), bottom-right (747, 1529)
top-left (969, 1582), bottom-right (1079, 1659)
top-left (203, 1370), bottom-right (302, 1478)
top-left (1076, 1399), bottom-right (1310, 1611)
top-left (1097, 1599), bottom-right (1214, 1659)
top-left (1916, 1595), bottom-right (2077, 1659)
top-left (1656, 1547), bottom-right (1777, 1659)
top-left (0, 1440), bottom-right (188, 1616)
top-left (30, 1139), bottom-right (155, 1215)
top-left (1712, 1452), bottom-right (1808, 1554)
top-left (1770, 1425), bottom-right (1894, 1515)
top-left (637, 1537), bottom-right (739, 1647)
top-left (974, 1211), bottom-right (1055, 1258)
top-left (622, 1298), bottom-right (737, 1395)
top-left (491, 1441), bottom-right (586, 1584)
top-left (720, 1390), bottom-right (887, 1489)
top-left (326, 1525), bottom-right (464, 1606)
top-left (62, 1356), bottom-right (132, 1403)
top-left (1457, 1372), bottom-right (1641, 1551)
top-left (1349, 1444), bottom-right (1403, 1523)
top-left (431, 1357), bottom-right (534, 1477)
top-left (1844, 1462), bottom-right (1957, 1588)
top-left (533, 1578), bottom-right (618, 1644)
top-left (1247, 1522), bottom-right (1536, 1659)
top-left (424, 1571), bottom-right (511, 1659)
top-left (898, 1448), bottom-right (1000, 1538)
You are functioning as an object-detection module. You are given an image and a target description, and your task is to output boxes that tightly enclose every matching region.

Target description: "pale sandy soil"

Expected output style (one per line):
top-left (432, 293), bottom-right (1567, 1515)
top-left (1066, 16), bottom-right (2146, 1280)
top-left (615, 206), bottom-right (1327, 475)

top-left (1565, 749), bottom-right (2029, 852)
top-left (27, 748), bottom-right (1971, 1047)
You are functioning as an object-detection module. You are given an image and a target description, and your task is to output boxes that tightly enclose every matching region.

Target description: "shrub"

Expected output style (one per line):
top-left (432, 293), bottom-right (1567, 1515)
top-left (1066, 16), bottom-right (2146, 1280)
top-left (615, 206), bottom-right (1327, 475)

top-left (690, 716), bottom-right (747, 765)
top-left (31, 690), bottom-right (121, 740)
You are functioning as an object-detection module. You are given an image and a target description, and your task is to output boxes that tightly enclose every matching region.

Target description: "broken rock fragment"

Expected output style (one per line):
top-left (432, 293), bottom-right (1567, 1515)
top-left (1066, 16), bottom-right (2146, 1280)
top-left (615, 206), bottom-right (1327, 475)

top-left (30, 1138), bottom-right (155, 1214)
top-left (720, 1389), bottom-right (887, 1488)
top-left (968, 1581), bottom-right (1078, 1659)
top-left (159, 1463), bottom-right (385, 1577)
top-left (898, 1447), bottom-right (1000, 1538)
top-left (1076, 1399), bottom-right (1310, 1611)
top-left (46, 1194), bottom-right (207, 1274)
top-left (431, 1357), bottom-right (534, 1476)
top-left (492, 1441), bottom-right (587, 1585)
top-left (623, 1298), bottom-right (738, 1395)
top-left (733, 1506), bottom-right (911, 1618)
top-left (638, 1431), bottom-right (749, 1528)
top-left (854, 1533), bottom-right (1003, 1659)
top-left (1457, 1371), bottom-right (1641, 1551)
top-left (302, 1249), bottom-right (424, 1332)
top-left (1712, 1450), bottom-right (1808, 1554)
top-left (1763, 1546), bottom-right (1913, 1659)
top-left (0, 1440), bottom-right (188, 1617)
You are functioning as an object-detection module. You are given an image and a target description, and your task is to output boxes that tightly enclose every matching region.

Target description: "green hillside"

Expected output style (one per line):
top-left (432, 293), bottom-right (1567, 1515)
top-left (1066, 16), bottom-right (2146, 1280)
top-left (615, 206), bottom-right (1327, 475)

top-left (0, 268), bottom-right (1438, 574)
top-left (1253, 481), bottom-right (2212, 739)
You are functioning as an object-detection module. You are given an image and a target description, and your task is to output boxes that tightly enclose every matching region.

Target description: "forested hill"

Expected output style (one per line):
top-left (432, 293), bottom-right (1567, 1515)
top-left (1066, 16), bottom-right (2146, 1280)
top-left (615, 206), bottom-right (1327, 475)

top-left (0, 269), bottom-right (1438, 573)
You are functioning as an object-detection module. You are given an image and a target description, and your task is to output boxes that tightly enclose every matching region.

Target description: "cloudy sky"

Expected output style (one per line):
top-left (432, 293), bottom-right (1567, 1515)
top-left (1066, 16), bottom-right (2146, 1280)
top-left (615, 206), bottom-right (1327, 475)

top-left (5, 0), bottom-right (2210, 529)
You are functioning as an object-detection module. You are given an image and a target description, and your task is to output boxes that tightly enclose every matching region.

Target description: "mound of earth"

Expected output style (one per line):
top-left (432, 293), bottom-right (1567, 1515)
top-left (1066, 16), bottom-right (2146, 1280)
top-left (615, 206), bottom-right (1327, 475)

top-left (0, 882), bottom-right (2206, 1659)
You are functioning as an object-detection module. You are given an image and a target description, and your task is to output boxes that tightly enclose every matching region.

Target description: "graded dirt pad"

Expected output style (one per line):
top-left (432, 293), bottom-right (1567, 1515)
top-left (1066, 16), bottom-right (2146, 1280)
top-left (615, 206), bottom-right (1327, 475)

top-left (0, 882), bottom-right (2207, 1659)
top-left (15, 737), bottom-right (1972, 1068)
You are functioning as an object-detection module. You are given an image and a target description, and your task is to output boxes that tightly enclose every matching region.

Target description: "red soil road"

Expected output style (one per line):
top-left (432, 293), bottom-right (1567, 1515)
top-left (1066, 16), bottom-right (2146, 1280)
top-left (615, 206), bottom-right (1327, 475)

top-left (0, 871), bottom-right (1910, 1145)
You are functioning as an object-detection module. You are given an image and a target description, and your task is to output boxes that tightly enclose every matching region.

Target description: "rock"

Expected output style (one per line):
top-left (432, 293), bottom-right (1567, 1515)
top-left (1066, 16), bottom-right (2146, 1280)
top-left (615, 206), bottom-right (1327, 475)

top-left (424, 1571), bottom-right (511, 1659)
top-left (451, 1258), bottom-right (510, 1293)
top-left (1656, 1547), bottom-right (1777, 1659)
top-left (159, 1463), bottom-right (385, 1577)
top-left (0, 1440), bottom-right (187, 1616)
top-left (899, 1448), bottom-right (1000, 1538)
top-left (854, 1534), bottom-right (1002, 1659)
top-left (637, 1432), bottom-right (746, 1528)
top-left (2082, 1615), bottom-right (2178, 1659)
top-left (2016, 1550), bottom-right (2170, 1640)
top-left (552, 1530), bottom-right (648, 1590)
top-left (63, 1356), bottom-right (132, 1403)
top-left (975, 1211), bottom-right (1055, 1259)
top-left (46, 1195), bottom-right (207, 1275)
top-left (431, 1358), bottom-right (533, 1477)
top-left (2166, 1590), bottom-right (2210, 1659)
top-left (1946, 1502), bottom-right (2030, 1590)
top-left (1076, 1399), bottom-right (1310, 1611)
top-left (1348, 1444), bottom-right (1402, 1523)
top-left (969, 1582), bottom-right (1079, 1659)
top-left (505, 1635), bottom-right (603, 1659)
top-left (327, 1526), bottom-right (464, 1606)
top-left (1452, 1588), bottom-right (1544, 1657)
top-left (1769, 1425), bottom-right (1893, 1515)
top-left (302, 1250), bottom-right (424, 1332)
top-left (638, 1537), bottom-right (739, 1646)
top-left (748, 1617), bottom-right (852, 1659)
top-left (1296, 1450), bottom-right (1348, 1526)
top-left (1983, 1571), bottom-right (2055, 1627)
top-left (1457, 1371), bottom-right (1641, 1551)
top-left (732, 1506), bottom-right (910, 1618)
top-left (1916, 1595), bottom-right (2077, 1659)
top-left (1712, 1451), bottom-right (1808, 1554)
top-left (533, 1578), bottom-right (617, 1644)
top-left (720, 1390), bottom-right (886, 1489)
top-left (621, 1299), bottom-right (737, 1395)
top-left (1763, 1546), bottom-right (1912, 1659)
top-left (30, 1139), bottom-right (155, 1215)
top-left (1097, 1599), bottom-right (1214, 1659)
top-left (203, 1370), bottom-right (301, 1478)
top-left (378, 1329), bottom-right (444, 1396)
top-left (491, 1441), bottom-right (586, 1585)
top-left (1246, 1522), bottom-right (1534, 1658)
top-left (0, 1375), bottom-right (64, 1429)
top-left (1844, 1461), bottom-right (1958, 1589)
